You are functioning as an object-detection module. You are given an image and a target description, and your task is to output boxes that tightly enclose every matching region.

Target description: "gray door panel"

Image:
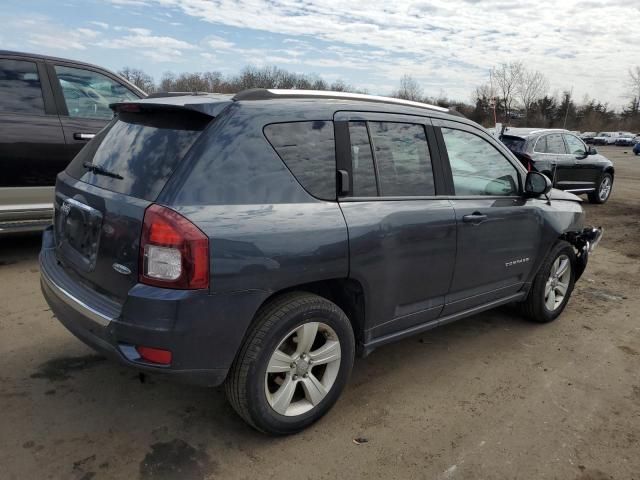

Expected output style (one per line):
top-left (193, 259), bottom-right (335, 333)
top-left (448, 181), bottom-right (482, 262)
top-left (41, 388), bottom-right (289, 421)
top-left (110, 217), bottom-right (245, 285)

top-left (340, 199), bottom-right (457, 338)
top-left (443, 197), bottom-right (541, 315)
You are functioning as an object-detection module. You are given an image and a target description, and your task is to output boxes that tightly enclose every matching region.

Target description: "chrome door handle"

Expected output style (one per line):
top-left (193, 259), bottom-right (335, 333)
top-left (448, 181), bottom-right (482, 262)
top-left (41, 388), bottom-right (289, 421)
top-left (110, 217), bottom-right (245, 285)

top-left (73, 133), bottom-right (95, 140)
top-left (462, 213), bottom-right (487, 224)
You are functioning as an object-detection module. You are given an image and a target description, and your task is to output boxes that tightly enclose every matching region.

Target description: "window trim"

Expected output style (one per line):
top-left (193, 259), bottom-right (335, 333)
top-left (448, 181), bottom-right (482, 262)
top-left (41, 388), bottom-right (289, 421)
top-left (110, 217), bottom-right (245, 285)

top-left (335, 111), bottom-right (447, 200)
top-left (434, 120), bottom-right (525, 198)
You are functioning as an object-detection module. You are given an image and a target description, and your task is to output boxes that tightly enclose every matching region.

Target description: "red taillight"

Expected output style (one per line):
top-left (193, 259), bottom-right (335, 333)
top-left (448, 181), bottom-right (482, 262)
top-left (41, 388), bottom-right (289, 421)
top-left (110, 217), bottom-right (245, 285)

top-left (139, 204), bottom-right (209, 289)
top-left (136, 346), bottom-right (172, 365)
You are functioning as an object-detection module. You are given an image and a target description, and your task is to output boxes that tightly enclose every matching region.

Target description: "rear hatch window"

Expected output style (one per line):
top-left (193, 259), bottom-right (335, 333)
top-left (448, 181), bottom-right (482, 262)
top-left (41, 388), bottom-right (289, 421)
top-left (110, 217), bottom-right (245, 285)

top-left (66, 108), bottom-right (211, 201)
top-left (500, 135), bottom-right (526, 153)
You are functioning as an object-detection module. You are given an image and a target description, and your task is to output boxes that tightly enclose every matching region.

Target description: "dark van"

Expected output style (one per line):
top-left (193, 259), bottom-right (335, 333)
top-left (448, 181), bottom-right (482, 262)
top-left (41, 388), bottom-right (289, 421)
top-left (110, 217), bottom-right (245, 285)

top-left (0, 50), bottom-right (145, 233)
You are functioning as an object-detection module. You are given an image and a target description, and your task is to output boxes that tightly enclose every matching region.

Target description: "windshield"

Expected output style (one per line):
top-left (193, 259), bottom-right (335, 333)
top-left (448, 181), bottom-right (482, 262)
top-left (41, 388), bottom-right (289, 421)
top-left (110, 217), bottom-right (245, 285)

top-left (66, 109), bottom-right (211, 200)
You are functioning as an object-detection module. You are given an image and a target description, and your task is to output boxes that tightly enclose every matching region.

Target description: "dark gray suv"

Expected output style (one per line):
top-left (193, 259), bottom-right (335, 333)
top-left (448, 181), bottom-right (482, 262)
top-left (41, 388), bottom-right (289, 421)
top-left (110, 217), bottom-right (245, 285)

top-left (40, 89), bottom-right (602, 434)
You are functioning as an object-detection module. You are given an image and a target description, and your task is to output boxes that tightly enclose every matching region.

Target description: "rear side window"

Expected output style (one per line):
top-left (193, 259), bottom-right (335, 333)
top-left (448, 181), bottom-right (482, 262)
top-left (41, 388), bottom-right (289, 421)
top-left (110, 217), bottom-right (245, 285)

top-left (368, 122), bottom-right (435, 196)
top-left (536, 133), bottom-right (566, 154)
top-left (264, 121), bottom-right (336, 200)
top-left (54, 65), bottom-right (139, 120)
top-left (66, 109), bottom-right (211, 201)
top-left (0, 59), bottom-right (45, 115)
top-left (500, 135), bottom-right (525, 153)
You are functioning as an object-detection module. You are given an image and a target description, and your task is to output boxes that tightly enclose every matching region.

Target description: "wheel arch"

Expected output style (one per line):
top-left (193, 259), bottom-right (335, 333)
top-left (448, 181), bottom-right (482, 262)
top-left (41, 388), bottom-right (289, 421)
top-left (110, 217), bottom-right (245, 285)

top-left (251, 278), bottom-right (367, 355)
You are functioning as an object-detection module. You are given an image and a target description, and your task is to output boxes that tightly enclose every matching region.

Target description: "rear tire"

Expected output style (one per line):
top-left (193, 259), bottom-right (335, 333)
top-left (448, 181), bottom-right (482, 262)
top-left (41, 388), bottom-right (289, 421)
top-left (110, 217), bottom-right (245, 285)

top-left (588, 173), bottom-right (613, 204)
top-left (521, 241), bottom-right (576, 323)
top-left (225, 292), bottom-right (355, 435)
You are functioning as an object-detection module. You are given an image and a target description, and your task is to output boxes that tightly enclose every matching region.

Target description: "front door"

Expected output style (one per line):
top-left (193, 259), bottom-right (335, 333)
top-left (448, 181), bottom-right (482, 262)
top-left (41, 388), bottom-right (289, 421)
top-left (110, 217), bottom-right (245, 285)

top-left (47, 63), bottom-right (140, 159)
top-left (434, 121), bottom-right (541, 315)
top-left (562, 133), bottom-right (599, 190)
top-left (0, 57), bottom-right (66, 213)
top-left (335, 112), bottom-right (457, 342)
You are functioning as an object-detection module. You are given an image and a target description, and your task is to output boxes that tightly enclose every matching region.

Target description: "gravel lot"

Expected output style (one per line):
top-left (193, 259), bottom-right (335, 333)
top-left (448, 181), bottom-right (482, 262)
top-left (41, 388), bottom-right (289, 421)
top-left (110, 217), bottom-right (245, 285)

top-left (1, 146), bottom-right (638, 480)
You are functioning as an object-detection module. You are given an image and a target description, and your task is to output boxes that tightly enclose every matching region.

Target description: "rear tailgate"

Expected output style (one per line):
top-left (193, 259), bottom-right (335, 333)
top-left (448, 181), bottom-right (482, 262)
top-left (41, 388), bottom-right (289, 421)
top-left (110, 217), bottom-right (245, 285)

top-left (53, 104), bottom-right (214, 303)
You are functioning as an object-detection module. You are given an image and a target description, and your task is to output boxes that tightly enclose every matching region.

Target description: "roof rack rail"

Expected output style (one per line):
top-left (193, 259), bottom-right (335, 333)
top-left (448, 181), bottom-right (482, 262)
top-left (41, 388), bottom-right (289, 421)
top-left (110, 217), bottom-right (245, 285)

top-left (146, 91), bottom-right (215, 99)
top-left (232, 88), bottom-right (449, 113)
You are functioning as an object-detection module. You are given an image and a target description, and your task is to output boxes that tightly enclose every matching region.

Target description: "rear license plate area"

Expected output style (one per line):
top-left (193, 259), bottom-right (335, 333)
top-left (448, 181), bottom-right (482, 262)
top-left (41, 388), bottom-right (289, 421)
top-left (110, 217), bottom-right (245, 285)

top-left (56, 198), bottom-right (103, 272)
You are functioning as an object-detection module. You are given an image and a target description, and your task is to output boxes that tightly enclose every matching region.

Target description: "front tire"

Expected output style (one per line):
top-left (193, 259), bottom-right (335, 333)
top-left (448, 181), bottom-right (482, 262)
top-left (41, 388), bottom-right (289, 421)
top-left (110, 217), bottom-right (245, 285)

top-left (225, 292), bottom-right (355, 435)
top-left (521, 241), bottom-right (576, 323)
top-left (588, 173), bottom-right (613, 204)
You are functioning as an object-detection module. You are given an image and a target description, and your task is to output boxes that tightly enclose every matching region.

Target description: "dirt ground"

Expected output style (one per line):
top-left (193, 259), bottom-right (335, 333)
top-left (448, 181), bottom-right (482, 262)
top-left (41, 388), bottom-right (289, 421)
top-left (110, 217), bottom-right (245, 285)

top-left (1, 146), bottom-right (638, 480)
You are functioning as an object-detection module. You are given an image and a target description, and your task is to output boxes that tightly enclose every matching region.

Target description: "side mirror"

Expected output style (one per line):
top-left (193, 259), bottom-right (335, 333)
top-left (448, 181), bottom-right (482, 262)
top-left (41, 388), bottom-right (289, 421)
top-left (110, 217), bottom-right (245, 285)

top-left (524, 171), bottom-right (552, 197)
top-left (588, 146), bottom-right (597, 155)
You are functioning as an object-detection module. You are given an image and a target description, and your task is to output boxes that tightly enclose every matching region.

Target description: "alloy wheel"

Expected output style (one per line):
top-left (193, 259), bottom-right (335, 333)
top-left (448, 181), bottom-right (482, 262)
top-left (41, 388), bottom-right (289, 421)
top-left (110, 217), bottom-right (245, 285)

top-left (544, 254), bottom-right (571, 311)
top-left (264, 322), bottom-right (341, 417)
top-left (599, 176), bottom-right (612, 201)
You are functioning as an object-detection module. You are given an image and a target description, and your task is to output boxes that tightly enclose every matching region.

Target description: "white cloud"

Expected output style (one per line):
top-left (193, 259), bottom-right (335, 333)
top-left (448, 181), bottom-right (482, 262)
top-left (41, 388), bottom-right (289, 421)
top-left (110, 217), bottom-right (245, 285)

top-left (90, 21), bottom-right (109, 29)
top-left (122, 0), bottom-right (639, 106)
top-left (204, 35), bottom-right (235, 50)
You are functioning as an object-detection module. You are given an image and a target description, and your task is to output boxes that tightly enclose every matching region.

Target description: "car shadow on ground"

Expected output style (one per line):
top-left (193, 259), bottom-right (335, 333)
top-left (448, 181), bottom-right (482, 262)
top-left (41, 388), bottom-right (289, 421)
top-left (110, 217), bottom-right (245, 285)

top-left (0, 231), bottom-right (42, 265)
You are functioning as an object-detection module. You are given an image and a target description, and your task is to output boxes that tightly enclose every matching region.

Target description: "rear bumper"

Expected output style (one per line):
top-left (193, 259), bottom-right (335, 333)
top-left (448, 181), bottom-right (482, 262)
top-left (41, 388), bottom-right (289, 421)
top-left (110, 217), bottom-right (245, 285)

top-left (39, 227), bottom-right (267, 387)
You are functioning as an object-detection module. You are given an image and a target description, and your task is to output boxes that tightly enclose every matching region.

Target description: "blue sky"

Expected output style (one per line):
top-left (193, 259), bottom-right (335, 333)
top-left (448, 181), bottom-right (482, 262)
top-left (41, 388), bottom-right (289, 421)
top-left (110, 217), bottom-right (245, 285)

top-left (2, 0), bottom-right (637, 108)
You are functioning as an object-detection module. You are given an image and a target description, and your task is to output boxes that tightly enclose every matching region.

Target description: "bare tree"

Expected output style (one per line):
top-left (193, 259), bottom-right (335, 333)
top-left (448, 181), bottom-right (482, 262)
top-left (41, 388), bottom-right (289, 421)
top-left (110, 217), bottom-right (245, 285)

top-left (628, 66), bottom-right (640, 99)
top-left (118, 67), bottom-right (156, 93)
top-left (393, 74), bottom-right (423, 101)
top-left (518, 69), bottom-right (548, 121)
top-left (490, 61), bottom-right (524, 122)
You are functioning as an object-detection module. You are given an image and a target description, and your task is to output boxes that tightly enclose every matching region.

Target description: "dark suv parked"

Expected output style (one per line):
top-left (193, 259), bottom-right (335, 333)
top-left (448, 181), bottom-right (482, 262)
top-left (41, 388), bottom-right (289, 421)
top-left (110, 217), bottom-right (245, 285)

top-left (500, 129), bottom-right (614, 204)
top-left (40, 90), bottom-right (602, 434)
top-left (0, 50), bottom-right (145, 233)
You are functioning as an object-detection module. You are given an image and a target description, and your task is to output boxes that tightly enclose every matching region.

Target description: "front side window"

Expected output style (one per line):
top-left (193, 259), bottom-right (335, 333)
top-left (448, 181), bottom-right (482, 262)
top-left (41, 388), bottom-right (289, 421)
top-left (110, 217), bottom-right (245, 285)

top-left (264, 121), bottom-right (336, 200)
top-left (442, 128), bottom-right (519, 196)
top-left (368, 122), bottom-right (435, 196)
top-left (54, 65), bottom-right (138, 120)
top-left (0, 59), bottom-right (45, 115)
top-left (564, 134), bottom-right (586, 155)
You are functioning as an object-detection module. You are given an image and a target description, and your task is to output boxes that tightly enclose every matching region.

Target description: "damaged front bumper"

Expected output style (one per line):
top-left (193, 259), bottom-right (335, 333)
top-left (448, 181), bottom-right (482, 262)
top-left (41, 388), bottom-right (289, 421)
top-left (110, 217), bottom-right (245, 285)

top-left (564, 227), bottom-right (604, 280)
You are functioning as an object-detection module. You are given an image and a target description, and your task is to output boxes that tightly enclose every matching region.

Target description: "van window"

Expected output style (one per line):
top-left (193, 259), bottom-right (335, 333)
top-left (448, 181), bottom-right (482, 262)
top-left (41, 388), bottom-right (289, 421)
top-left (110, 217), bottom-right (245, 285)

top-left (54, 65), bottom-right (138, 120)
top-left (264, 121), bottom-right (336, 200)
top-left (0, 59), bottom-right (45, 115)
top-left (368, 122), bottom-right (435, 196)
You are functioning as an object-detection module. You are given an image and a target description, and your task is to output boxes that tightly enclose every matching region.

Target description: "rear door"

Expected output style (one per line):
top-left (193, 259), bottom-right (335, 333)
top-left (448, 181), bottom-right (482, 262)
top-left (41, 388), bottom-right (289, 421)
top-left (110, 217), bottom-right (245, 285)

top-left (533, 133), bottom-right (568, 186)
top-left (54, 105), bottom-right (213, 303)
top-left (563, 133), bottom-right (598, 190)
top-left (47, 62), bottom-right (141, 160)
top-left (434, 120), bottom-right (540, 315)
top-left (335, 112), bottom-right (456, 340)
top-left (0, 56), bottom-right (66, 211)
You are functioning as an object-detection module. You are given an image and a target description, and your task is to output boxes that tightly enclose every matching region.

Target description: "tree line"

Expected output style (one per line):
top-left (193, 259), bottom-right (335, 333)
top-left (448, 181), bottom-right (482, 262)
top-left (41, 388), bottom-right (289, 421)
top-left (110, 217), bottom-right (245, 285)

top-left (118, 63), bottom-right (640, 132)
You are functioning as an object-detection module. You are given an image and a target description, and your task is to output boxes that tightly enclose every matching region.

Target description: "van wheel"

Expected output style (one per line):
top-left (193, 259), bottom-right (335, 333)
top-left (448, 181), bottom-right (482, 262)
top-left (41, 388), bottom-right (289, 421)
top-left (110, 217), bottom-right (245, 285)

top-left (225, 292), bottom-right (355, 435)
top-left (588, 173), bottom-right (613, 204)
top-left (521, 241), bottom-right (576, 323)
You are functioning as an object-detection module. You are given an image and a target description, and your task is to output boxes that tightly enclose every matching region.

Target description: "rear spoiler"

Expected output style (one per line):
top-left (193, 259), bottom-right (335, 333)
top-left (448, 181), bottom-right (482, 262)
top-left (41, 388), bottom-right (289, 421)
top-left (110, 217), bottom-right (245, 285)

top-left (110, 93), bottom-right (233, 118)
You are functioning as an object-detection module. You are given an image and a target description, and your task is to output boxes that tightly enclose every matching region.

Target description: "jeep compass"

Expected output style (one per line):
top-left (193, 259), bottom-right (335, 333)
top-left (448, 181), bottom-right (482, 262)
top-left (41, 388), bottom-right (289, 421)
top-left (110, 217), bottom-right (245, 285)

top-left (40, 89), bottom-right (602, 434)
